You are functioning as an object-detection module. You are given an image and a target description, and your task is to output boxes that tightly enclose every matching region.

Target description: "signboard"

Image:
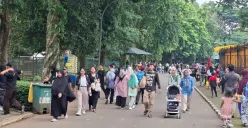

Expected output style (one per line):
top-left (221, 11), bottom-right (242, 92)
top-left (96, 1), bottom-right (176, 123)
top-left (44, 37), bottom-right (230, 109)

top-left (65, 54), bottom-right (78, 74)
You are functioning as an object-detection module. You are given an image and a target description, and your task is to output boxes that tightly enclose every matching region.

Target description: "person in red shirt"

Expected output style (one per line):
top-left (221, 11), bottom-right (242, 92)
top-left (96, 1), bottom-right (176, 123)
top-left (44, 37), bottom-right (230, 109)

top-left (209, 72), bottom-right (218, 98)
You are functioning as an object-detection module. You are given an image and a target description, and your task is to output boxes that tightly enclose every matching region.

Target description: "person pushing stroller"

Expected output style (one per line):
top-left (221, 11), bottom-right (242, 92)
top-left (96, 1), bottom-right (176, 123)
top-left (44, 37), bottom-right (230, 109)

top-left (168, 67), bottom-right (181, 87)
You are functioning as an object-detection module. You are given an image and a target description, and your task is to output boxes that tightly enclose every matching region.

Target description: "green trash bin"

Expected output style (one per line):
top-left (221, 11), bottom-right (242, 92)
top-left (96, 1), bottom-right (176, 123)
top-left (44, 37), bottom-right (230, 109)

top-left (33, 83), bottom-right (52, 114)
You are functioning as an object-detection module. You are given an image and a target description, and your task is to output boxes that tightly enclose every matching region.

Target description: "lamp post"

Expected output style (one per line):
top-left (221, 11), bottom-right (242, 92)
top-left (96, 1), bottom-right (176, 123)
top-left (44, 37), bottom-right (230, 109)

top-left (98, 0), bottom-right (118, 65)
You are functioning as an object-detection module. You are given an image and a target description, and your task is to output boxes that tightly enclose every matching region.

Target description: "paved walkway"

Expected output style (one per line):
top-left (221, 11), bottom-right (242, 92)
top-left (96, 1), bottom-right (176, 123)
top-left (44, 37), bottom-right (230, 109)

top-left (4, 74), bottom-right (222, 128)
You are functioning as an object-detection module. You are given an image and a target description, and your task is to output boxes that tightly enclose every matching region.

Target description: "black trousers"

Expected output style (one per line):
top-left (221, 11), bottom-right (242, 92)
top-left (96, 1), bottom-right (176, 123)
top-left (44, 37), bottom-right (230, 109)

top-left (115, 96), bottom-right (126, 108)
top-left (3, 88), bottom-right (22, 114)
top-left (136, 88), bottom-right (145, 104)
top-left (0, 88), bottom-right (5, 106)
top-left (105, 88), bottom-right (114, 103)
top-left (211, 86), bottom-right (217, 97)
top-left (89, 91), bottom-right (99, 109)
top-left (100, 83), bottom-right (106, 96)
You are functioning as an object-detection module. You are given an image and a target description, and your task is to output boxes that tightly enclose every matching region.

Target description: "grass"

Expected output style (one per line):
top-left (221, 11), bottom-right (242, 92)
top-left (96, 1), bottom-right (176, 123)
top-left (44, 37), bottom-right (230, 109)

top-left (197, 84), bottom-right (243, 128)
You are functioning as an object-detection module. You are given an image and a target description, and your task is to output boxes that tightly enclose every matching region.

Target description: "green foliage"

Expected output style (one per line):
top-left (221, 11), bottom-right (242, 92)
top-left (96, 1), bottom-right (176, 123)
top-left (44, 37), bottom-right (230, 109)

top-left (33, 76), bottom-right (42, 82)
top-left (8, 0), bottom-right (247, 66)
top-left (16, 81), bottom-right (32, 111)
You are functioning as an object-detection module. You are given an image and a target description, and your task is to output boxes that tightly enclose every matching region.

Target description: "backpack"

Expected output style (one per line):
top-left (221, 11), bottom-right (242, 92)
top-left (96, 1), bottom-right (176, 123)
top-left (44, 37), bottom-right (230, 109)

top-left (210, 80), bottom-right (217, 87)
top-left (139, 76), bottom-right (147, 88)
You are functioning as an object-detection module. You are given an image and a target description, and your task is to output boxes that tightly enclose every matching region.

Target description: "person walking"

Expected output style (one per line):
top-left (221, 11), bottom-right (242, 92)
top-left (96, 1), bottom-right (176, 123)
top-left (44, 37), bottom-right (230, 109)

top-left (223, 64), bottom-right (240, 118)
top-left (88, 66), bottom-right (100, 112)
top-left (0, 63), bottom-right (24, 115)
top-left (180, 70), bottom-right (194, 113)
top-left (105, 65), bottom-right (116, 104)
top-left (127, 67), bottom-right (138, 110)
top-left (76, 68), bottom-right (90, 116)
top-left (209, 72), bottom-right (218, 98)
top-left (0, 65), bottom-right (7, 111)
top-left (98, 65), bottom-right (106, 98)
top-left (168, 67), bottom-right (181, 86)
top-left (199, 63), bottom-right (207, 86)
top-left (220, 89), bottom-right (234, 127)
top-left (143, 64), bottom-right (161, 118)
top-left (115, 69), bottom-right (129, 109)
top-left (234, 83), bottom-right (248, 127)
top-left (135, 66), bottom-right (145, 105)
top-left (237, 69), bottom-right (248, 116)
top-left (50, 70), bottom-right (69, 122)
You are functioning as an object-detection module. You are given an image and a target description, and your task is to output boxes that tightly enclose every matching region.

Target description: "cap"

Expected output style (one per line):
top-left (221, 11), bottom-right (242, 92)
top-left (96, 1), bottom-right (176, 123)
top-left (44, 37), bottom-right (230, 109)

top-left (140, 66), bottom-right (145, 71)
top-left (63, 67), bottom-right (67, 70)
top-left (6, 63), bottom-right (13, 67)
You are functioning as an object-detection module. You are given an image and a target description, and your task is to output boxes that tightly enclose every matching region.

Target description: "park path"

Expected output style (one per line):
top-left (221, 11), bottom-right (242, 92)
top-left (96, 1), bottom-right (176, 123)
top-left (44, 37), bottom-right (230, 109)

top-left (4, 74), bottom-right (222, 128)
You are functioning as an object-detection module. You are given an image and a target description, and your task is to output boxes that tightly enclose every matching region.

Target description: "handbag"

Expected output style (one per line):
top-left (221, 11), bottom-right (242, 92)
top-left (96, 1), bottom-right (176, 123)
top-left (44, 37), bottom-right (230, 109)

top-left (139, 76), bottom-right (147, 88)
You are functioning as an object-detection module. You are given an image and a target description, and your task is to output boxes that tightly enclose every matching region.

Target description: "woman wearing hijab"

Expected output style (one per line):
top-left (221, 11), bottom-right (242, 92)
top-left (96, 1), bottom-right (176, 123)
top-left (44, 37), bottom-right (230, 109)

top-left (115, 69), bottom-right (129, 109)
top-left (168, 67), bottom-right (181, 86)
top-left (51, 70), bottom-right (69, 122)
top-left (88, 66), bottom-right (100, 113)
top-left (237, 69), bottom-right (248, 116)
top-left (128, 67), bottom-right (138, 110)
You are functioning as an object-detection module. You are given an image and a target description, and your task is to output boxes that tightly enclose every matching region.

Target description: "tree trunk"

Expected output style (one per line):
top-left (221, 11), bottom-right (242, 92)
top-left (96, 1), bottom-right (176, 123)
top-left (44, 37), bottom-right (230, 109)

top-left (100, 44), bottom-right (106, 65)
top-left (0, 11), bottom-right (10, 64)
top-left (42, 0), bottom-right (65, 80)
top-left (79, 54), bottom-right (86, 69)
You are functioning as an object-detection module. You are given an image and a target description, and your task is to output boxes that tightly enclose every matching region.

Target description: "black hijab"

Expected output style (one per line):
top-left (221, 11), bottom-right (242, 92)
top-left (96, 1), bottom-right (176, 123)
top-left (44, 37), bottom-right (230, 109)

top-left (52, 70), bottom-right (68, 95)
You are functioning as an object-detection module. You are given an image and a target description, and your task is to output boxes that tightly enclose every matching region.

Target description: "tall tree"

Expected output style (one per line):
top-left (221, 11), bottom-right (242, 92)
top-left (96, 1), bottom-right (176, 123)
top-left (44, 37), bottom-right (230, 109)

top-left (42, 0), bottom-right (67, 80)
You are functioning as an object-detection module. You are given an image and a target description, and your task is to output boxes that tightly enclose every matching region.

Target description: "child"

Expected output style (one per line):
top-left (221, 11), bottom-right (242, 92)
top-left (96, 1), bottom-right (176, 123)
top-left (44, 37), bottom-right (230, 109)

top-left (209, 72), bottom-right (218, 98)
top-left (234, 83), bottom-right (248, 127)
top-left (220, 89), bottom-right (234, 128)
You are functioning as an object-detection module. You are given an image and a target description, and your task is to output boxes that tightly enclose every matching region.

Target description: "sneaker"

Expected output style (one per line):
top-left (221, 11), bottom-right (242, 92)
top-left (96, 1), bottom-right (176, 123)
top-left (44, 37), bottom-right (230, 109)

top-left (51, 118), bottom-right (58, 122)
top-left (144, 110), bottom-right (148, 115)
top-left (82, 110), bottom-right (86, 115)
top-left (129, 107), bottom-right (132, 110)
top-left (0, 106), bottom-right (3, 111)
top-left (132, 105), bottom-right (135, 109)
top-left (76, 112), bottom-right (82, 116)
top-left (64, 114), bottom-right (68, 119)
top-left (148, 113), bottom-right (152, 118)
top-left (105, 100), bottom-right (108, 104)
top-left (182, 110), bottom-right (186, 113)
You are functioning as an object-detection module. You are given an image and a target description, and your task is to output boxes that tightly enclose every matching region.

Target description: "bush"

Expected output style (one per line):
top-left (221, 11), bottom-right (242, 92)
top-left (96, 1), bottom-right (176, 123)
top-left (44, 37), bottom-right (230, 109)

top-left (16, 81), bottom-right (33, 111)
top-left (33, 76), bottom-right (41, 82)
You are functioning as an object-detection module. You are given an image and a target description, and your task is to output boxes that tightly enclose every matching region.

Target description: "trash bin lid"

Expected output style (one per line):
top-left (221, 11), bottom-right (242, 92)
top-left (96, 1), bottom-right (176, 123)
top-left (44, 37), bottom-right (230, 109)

top-left (32, 83), bottom-right (52, 87)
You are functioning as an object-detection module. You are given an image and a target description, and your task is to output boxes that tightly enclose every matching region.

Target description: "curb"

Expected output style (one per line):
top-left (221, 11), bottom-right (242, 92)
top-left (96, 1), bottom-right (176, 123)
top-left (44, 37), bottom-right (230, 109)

top-left (0, 113), bottom-right (34, 127)
top-left (194, 87), bottom-right (235, 127)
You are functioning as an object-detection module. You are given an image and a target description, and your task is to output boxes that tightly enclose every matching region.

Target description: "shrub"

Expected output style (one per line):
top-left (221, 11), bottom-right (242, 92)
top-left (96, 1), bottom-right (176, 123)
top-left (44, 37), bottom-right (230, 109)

top-left (16, 81), bottom-right (33, 111)
top-left (33, 76), bottom-right (41, 82)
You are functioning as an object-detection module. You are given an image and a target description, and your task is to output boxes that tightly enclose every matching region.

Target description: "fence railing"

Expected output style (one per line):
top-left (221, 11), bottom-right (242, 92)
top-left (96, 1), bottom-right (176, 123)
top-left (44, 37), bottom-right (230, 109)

top-left (10, 56), bottom-right (120, 81)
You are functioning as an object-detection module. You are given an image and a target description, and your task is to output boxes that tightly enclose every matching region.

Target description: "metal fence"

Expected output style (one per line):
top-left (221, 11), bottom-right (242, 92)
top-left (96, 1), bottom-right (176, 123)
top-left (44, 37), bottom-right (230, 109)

top-left (10, 56), bottom-right (120, 81)
top-left (10, 56), bottom-right (44, 81)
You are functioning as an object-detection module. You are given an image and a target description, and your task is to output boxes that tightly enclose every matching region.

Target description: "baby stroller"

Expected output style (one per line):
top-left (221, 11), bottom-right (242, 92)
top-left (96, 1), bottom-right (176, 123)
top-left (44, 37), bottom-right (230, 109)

top-left (164, 85), bottom-right (181, 119)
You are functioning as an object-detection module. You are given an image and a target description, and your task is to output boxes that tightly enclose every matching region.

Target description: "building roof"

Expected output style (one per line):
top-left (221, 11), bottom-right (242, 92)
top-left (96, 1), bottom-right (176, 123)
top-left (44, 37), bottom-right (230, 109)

top-left (125, 47), bottom-right (151, 55)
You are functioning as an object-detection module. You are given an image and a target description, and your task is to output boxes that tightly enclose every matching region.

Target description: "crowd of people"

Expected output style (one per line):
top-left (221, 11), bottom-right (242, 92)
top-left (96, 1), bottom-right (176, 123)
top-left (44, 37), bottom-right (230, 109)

top-left (3, 57), bottom-right (248, 128)
top-left (47, 63), bottom-right (162, 121)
